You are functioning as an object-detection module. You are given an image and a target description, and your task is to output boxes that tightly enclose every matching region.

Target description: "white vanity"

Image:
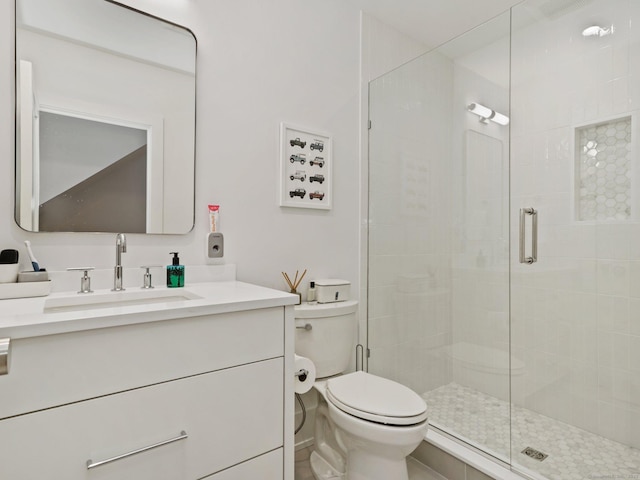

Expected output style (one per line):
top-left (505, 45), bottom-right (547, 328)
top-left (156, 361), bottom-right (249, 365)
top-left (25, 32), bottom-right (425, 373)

top-left (0, 277), bottom-right (297, 479)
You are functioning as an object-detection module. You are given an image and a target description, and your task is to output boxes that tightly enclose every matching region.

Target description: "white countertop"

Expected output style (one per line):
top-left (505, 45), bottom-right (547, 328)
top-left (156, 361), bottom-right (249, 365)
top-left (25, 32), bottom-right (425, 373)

top-left (0, 281), bottom-right (298, 339)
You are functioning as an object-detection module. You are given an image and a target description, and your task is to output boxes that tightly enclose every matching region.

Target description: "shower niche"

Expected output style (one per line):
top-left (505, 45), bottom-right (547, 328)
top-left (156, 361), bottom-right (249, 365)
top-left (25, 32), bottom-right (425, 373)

top-left (576, 116), bottom-right (632, 221)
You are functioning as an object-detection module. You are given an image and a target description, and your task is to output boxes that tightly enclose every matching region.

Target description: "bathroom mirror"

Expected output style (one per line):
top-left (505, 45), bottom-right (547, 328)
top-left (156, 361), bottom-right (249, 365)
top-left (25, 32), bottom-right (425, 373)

top-left (14, 0), bottom-right (196, 233)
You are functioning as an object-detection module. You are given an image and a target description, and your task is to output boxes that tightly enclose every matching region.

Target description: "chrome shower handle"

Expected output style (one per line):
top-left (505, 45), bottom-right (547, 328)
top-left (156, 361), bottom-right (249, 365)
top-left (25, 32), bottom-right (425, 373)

top-left (519, 207), bottom-right (538, 264)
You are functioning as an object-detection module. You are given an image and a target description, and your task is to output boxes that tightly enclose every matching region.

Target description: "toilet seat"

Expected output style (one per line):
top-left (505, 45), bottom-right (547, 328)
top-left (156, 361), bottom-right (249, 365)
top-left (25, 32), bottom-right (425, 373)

top-left (326, 371), bottom-right (428, 426)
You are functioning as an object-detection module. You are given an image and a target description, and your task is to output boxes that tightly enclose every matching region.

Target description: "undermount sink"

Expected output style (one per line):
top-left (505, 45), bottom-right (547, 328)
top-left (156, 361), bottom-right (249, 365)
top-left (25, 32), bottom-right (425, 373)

top-left (43, 288), bottom-right (202, 313)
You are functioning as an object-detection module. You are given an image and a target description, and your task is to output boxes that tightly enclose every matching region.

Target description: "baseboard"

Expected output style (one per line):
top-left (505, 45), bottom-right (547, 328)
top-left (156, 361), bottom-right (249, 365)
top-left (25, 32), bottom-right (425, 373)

top-left (295, 438), bottom-right (315, 451)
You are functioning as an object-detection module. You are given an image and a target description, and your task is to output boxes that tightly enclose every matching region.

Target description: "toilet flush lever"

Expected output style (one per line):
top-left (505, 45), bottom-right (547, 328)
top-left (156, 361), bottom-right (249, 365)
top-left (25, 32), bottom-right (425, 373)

top-left (296, 323), bottom-right (312, 331)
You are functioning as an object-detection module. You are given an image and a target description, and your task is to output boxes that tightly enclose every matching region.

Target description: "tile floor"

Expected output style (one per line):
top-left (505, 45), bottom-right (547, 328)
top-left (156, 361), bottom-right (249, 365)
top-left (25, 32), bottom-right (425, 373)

top-left (294, 446), bottom-right (447, 480)
top-left (423, 382), bottom-right (640, 480)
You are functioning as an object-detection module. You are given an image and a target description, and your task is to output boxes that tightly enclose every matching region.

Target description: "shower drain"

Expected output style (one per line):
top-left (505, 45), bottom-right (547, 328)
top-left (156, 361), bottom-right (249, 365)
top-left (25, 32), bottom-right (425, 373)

top-left (521, 447), bottom-right (548, 462)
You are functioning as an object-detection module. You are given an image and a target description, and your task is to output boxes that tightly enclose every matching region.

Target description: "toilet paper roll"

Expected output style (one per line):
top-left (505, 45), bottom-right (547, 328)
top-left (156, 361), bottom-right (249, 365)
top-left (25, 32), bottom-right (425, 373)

top-left (294, 354), bottom-right (316, 394)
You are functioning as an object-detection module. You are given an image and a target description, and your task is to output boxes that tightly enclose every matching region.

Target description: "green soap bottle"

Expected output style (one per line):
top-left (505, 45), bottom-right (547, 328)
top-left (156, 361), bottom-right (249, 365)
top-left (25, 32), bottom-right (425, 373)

top-left (167, 252), bottom-right (185, 288)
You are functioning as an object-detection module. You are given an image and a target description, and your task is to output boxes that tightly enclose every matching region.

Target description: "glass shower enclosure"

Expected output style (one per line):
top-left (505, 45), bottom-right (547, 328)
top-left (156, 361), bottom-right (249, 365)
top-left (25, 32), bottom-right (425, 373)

top-left (367, 1), bottom-right (640, 478)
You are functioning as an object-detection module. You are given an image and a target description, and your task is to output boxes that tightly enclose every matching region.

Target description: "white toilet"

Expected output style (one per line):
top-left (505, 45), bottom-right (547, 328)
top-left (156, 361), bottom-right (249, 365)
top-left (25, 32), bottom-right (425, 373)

top-left (295, 300), bottom-right (428, 480)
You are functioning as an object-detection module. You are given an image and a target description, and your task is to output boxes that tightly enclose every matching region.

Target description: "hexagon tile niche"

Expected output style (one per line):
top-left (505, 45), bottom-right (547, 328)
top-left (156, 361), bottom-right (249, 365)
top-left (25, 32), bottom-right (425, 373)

top-left (576, 116), bottom-right (632, 221)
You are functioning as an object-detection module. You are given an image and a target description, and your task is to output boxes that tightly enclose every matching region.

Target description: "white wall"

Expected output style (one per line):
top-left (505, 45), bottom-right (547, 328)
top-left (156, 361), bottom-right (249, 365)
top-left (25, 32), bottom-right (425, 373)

top-left (361, 13), bottom-right (427, 83)
top-left (1, 0), bottom-right (361, 294)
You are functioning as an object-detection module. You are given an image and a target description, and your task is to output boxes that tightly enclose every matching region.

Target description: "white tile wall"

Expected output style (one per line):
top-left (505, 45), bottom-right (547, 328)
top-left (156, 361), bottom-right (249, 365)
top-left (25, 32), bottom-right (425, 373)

top-left (368, 0), bottom-right (640, 462)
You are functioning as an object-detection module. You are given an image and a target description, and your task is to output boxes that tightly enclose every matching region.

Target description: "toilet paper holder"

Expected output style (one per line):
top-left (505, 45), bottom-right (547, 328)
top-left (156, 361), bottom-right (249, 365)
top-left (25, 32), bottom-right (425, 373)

top-left (293, 354), bottom-right (315, 394)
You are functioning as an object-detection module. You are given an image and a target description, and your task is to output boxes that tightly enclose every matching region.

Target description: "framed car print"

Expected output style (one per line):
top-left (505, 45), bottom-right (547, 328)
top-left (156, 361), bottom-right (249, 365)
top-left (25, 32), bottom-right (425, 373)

top-left (279, 122), bottom-right (332, 210)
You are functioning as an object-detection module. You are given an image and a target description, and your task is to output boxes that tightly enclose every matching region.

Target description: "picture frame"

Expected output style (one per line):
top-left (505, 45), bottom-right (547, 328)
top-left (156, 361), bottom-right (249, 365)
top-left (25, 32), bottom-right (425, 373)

top-left (279, 122), bottom-right (332, 210)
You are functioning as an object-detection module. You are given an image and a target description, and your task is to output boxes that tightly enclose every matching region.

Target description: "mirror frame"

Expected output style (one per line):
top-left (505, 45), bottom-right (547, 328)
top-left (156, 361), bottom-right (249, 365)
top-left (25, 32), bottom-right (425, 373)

top-left (13, 0), bottom-right (197, 234)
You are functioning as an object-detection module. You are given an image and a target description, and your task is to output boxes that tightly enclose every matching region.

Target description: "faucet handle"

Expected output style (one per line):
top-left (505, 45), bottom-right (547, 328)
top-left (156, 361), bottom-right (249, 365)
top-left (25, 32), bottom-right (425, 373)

top-left (140, 265), bottom-right (162, 289)
top-left (67, 267), bottom-right (94, 294)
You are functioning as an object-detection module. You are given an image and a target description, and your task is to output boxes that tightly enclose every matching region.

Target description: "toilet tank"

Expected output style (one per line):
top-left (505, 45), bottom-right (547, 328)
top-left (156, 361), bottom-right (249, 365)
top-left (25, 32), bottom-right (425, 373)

top-left (294, 300), bottom-right (358, 378)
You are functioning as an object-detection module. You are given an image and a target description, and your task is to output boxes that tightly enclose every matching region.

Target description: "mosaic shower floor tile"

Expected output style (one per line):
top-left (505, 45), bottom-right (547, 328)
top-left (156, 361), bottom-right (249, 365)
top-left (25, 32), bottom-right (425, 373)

top-left (423, 383), bottom-right (640, 480)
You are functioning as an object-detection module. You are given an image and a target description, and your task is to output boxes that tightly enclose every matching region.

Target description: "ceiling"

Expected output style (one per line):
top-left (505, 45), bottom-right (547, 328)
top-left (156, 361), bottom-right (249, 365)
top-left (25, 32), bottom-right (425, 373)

top-left (348, 0), bottom-right (523, 48)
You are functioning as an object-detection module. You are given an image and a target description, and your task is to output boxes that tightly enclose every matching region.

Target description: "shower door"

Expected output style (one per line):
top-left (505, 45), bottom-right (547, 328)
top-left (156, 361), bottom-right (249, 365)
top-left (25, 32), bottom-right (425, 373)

top-left (367, 11), bottom-right (513, 465)
top-left (509, 0), bottom-right (640, 478)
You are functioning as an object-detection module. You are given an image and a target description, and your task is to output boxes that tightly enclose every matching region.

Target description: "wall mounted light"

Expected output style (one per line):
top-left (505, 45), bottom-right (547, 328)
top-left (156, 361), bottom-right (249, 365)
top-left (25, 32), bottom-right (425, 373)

top-left (467, 102), bottom-right (509, 126)
top-left (582, 25), bottom-right (614, 38)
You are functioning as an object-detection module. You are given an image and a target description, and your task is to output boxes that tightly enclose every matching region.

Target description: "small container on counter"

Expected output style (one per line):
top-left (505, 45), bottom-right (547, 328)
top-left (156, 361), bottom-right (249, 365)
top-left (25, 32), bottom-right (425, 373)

top-left (315, 279), bottom-right (350, 303)
top-left (306, 281), bottom-right (316, 303)
top-left (0, 249), bottom-right (20, 283)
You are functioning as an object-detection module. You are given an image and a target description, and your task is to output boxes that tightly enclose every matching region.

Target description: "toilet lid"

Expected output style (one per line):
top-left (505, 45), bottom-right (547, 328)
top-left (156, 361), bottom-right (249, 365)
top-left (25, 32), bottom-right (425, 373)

top-left (326, 371), bottom-right (428, 426)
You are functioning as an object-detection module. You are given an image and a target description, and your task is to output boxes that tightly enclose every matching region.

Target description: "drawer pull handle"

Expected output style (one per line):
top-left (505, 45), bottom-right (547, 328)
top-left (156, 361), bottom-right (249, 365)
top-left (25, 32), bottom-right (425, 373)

top-left (0, 338), bottom-right (10, 376)
top-left (86, 430), bottom-right (188, 470)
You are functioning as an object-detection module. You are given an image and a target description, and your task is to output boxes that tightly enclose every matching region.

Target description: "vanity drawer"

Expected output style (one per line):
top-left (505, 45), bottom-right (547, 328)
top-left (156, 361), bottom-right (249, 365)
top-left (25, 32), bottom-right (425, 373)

top-left (0, 357), bottom-right (283, 480)
top-left (204, 448), bottom-right (283, 479)
top-left (0, 307), bottom-right (284, 419)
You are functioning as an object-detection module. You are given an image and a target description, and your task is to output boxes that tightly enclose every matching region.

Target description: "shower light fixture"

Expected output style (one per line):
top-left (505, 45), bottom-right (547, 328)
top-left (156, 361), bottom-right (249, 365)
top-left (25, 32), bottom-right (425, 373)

top-left (582, 25), bottom-right (614, 37)
top-left (467, 103), bottom-right (509, 126)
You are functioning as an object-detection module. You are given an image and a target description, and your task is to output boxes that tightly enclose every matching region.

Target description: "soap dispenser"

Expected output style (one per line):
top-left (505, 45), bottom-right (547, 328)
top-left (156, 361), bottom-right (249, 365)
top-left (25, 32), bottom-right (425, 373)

top-left (167, 252), bottom-right (185, 288)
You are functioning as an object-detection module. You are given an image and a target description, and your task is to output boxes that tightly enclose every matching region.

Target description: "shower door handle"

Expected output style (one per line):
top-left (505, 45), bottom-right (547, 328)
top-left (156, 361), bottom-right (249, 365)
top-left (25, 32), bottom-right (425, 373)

top-left (519, 207), bottom-right (538, 264)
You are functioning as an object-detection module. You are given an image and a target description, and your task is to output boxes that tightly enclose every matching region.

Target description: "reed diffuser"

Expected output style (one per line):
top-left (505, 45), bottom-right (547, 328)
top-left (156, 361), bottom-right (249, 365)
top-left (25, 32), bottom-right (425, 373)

top-left (281, 269), bottom-right (306, 304)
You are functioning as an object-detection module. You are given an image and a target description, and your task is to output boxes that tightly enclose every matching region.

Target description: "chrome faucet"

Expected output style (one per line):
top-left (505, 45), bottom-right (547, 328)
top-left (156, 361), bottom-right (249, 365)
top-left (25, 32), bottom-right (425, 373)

top-left (113, 233), bottom-right (127, 291)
